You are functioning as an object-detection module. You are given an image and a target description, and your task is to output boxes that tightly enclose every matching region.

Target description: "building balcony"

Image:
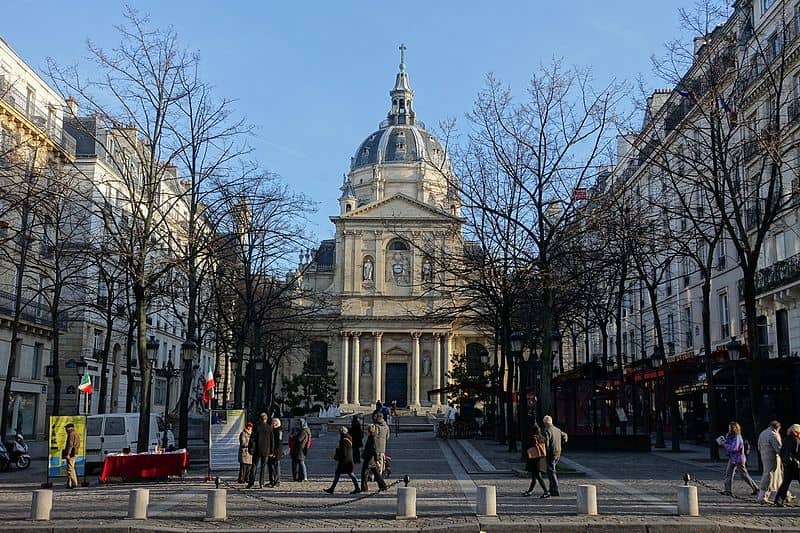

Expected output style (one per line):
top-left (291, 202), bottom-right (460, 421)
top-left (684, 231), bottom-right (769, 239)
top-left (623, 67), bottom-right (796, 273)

top-left (0, 289), bottom-right (50, 326)
top-left (753, 252), bottom-right (800, 296)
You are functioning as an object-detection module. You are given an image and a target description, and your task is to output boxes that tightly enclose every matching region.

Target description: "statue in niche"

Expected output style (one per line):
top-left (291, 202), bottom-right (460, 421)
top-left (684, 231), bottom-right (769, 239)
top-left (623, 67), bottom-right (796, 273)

top-left (362, 257), bottom-right (374, 281)
top-left (362, 354), bottom-right (372, 376)
top-left (421, 354), bottom-right (431, 376)
top-left (422, 257), bottom-right (433, 282)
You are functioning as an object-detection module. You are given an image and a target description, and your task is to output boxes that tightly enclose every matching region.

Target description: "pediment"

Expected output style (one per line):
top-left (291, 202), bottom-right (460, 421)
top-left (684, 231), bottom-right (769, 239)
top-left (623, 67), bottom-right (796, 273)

top-left (344, 194), bottom-right (457, 221)
top-left (384, 346), bottom-right (410, 356)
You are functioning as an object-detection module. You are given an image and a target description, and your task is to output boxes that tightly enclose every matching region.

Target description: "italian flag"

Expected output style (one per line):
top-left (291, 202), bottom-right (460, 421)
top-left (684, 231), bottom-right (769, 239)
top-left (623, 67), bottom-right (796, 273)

top-left (78, 370), bottom-right (93, 394)
top-left (203, 366), bottom-right (215, 404)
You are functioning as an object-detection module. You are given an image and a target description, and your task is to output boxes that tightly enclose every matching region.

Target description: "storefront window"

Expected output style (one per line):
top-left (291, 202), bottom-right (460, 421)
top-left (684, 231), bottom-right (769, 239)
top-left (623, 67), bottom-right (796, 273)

top-left (6, 392), bottom-right (37, 438)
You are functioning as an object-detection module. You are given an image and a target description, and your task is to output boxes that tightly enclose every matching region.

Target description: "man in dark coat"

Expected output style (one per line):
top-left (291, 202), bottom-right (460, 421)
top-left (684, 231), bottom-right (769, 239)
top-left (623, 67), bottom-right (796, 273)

top-left (775, 424), bottom-right (800, 507)
top-left (324, 427), bottom-right (360, 494)
top-left (290, 419), bottom-right (311, 481)
top-left (247, 412), bottom-right (273, 488)
top-left (62, 423), bottom-right (81, 489)
top-left (361, 424), bottom-right (388, 492)
top-left (268, 418), bottom-right (283, 487)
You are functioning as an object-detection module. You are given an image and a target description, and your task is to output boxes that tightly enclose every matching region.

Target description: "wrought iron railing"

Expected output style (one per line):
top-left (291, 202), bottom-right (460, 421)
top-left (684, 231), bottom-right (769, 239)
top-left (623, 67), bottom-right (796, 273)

top-left (754, 252), bottom-right (800, 295)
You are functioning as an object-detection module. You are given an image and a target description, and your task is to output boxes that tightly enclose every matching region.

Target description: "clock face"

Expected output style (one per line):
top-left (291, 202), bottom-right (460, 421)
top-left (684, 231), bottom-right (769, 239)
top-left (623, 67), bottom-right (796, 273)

top-left (393, 263), bottom-right (404, 275)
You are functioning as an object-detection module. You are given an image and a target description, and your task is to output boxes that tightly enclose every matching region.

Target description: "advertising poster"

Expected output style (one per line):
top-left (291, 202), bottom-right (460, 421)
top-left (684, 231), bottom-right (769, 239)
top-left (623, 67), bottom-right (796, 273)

top-left (209, 409), bottom-right (245, 471)
top-left (48, 415), bottom-right (87, 477)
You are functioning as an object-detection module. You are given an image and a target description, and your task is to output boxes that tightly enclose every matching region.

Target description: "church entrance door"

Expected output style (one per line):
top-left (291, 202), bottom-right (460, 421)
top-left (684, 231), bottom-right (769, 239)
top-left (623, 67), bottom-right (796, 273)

top-left (385, 363), bottom-right (408, 408)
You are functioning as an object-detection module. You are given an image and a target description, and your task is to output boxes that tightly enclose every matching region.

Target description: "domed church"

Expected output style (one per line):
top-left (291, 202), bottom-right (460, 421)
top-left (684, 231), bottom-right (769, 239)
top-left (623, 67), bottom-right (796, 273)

top-left (291, 46), bottom-right (487, 412)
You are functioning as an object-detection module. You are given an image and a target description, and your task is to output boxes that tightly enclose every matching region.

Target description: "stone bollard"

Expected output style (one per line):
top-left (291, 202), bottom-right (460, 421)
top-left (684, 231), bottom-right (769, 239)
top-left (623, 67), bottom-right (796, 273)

top-left (30, 489), bottom-right (53, 521)
top-left (476, 485), bottom-right (497, 517)
top-left (677, 485), bottom-right (699, 516)
top-left (205, 489), bottom-right (227, 521)
top-left (576, 484), bottom-right (598, 516)
top-left (127, 488), bottom-right (149, 520)
top-left (396, 487), bottom-right (417, 520)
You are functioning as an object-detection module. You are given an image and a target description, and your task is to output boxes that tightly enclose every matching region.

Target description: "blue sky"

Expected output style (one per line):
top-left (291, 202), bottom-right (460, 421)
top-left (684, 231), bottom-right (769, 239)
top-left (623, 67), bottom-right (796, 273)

top-left (2, 1), bottom-right (700, 240)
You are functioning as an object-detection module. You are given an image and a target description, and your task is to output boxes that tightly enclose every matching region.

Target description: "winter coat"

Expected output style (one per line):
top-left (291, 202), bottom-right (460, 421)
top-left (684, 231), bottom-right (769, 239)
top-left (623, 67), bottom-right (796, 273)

top-left (249, 421), bottom-right (274, 458)
top-left (350, 420), bottom-right (364, 450)
top-left (362, 435), bottom-right (379, 470)
top-left (374, 420), bottom-right (390, 454)
top-left (291, 428), bottom-right (310, 460)
top-left (758, 427), bottom-right (781, 473)
top-left (724, 433), bottom-right (746, 465)
top-left (333, 434), bottom-right (355, 474)
top-left (63, 430), bottom-right (80, 458)
top-left (543, 424), bottom-right (567, 457)
top-left (271, 428), bottom-right (283, 459)
top-left (238, 429), bottom-right (253, 464)
top-left (779, 435), bottom-right (800, 473)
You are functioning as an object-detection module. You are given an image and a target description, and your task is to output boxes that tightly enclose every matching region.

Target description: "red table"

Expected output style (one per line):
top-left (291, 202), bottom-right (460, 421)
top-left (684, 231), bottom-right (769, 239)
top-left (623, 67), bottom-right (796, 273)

top-left (99, 449), bottom-right (189, 483)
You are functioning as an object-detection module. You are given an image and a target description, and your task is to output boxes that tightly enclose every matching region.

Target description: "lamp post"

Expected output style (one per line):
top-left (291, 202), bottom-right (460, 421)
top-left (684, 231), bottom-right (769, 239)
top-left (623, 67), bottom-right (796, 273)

top-left (254, 357), bottom-right (265, 413)
top-left (230, 357), bottom-right (239, 408)
top-left (726, 336), bottom-right (741, 424)
top-left (178, 338), bottom-right (195, 449)
top-left (549, 329), bottom-right (561, 421)
top-left (146, 336), bottom-right (159, 415)
top-left (510, 331), bottom-right (525, 448)
top-left (651, 346), bottom-right (665, 449)
top-left (154, 353), bottom-right (180, 420)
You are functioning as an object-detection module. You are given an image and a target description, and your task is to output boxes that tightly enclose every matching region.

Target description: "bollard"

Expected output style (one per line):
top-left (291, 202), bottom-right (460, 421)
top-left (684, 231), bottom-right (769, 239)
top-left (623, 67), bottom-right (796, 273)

top-left (677, 485), bottom-right (699, 516)
top-left (205, 489), bottom-right (227, 521)
top-left (127, 488), bottom-right (149, 520)
top-left (30, 489), bottom-right (53, 521)
top-left (396, 486), bottom-right (417, 520)
top-left (576, 484), bottom-right (598, 516)
top-left (476, 485), bottom-right (497, 517)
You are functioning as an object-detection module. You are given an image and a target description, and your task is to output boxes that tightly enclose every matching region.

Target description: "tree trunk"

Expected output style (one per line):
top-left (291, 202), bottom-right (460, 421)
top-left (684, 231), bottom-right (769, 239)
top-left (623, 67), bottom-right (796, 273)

top-left (135, 290), bottom-right (152, 453)
top-left (741, 272), bottom-right (763, 436)
top-left (125, 319), bottom-right (135, 412)
top-left (700, 275), bottom-right (720, 460)
top-left (539, 287), bottom-right (555, 418)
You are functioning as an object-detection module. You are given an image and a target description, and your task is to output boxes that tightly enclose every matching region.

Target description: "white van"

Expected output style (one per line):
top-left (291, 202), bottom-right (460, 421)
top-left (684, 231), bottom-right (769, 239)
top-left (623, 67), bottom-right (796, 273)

top-left (85, 413), bottom-right (175, 467)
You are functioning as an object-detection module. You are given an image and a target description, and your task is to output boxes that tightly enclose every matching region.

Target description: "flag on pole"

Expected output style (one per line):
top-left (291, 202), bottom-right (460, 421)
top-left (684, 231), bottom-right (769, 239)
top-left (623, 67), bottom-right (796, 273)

top-left (203, 366), bottom-right (215, 404)
top-left (78, 370), bottom-right (93, 394)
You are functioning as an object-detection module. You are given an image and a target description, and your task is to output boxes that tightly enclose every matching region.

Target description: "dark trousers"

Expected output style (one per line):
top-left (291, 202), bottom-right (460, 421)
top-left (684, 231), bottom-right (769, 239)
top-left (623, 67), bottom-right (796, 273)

top-left (329, 468), bottom-right (359, 491)
top-left (239, 463), bottom-right (253, 483)
top-left (546, 455), bottom-right (560, 493)
top-left (528, 470), bottom-right (547, 493)
top-left (776, 465), bottom-right (799, 502)
top-left (268, 457), bottom-right (281, 485)
top-left (353, 446), bottom-right (362, 463)
top-left (250, 455), bottom-right (268, 487)
top-left (361, 464), bottom-right (387, 491)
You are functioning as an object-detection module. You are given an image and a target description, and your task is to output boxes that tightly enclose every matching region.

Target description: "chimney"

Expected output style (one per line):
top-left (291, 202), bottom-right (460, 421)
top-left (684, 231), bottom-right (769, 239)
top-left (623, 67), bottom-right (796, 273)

top-left (65, 96), bottom-right (78, 117)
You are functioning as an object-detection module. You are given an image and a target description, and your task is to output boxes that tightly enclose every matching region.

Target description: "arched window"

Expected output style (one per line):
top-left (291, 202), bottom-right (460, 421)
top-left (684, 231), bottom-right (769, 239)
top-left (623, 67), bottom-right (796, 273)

top-left (308, 341), bottom-right (328, 375)
top-left (388, 239), bottom-right (409, 251)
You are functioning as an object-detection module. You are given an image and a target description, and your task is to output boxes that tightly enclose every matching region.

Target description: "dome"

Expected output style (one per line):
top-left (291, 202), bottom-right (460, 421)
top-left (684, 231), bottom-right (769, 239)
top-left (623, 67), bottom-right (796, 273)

top-left (351, 123), bottom-right (446, 171)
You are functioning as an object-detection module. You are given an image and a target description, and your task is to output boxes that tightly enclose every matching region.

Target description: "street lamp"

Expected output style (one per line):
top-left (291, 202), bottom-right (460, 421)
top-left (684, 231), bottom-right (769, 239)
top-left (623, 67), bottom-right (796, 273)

top-left (726, 336), bottom-right (742, 423)
top-left (510, 331), bottom-right (525, 449)
top-left (154, 354), bottom-right (180, 417)
top-left (146, 336), bottom-right (160, 364)
top-left (178, 338), bottom-right (196, 449)
top-left (254, 357), bottom-right (265, 413)
top-left (652, 346), bottom-right (665, 448)
top-left (229, 357), bottom-right (239, 408)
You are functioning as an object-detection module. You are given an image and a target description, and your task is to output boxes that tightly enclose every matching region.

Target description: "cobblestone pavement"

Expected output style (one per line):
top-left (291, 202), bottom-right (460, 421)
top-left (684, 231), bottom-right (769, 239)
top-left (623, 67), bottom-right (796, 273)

top-left (0, 429), bottom-right (798, 531)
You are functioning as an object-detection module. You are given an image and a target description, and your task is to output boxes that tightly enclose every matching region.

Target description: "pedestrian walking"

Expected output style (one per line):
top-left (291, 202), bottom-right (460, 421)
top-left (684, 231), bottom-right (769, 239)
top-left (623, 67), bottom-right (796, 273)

top-left (757, 420), bottom-right (784, 503)
top-left (374, 412), bottom-right (390, 476)
top-left (324, 427), bottom-right (360, 494)
top-left (721, 421), bottom-right (758, 496)
top-left (62, 423), bottom-right (81, 489)
top-left (291, 419), bottom-right (311, 481)
top-left (361, 424), bottom-right (387, 492)
top-left (268, 418), bottom-right (283, 487)
top-left (522, 424), bottom-right (549, 498)
top-left (774, 424), bottom-right (800, 507)
top-left (288, 427), bottom-right (299, 480)
top-left (247, 412), bottom-right (274, 488)
top-left (237, 422), bottom-right (253, 483)
top-left (350, 415), bottom-right (364, 464)
top-left (542, 415), bottom-right (567, 496)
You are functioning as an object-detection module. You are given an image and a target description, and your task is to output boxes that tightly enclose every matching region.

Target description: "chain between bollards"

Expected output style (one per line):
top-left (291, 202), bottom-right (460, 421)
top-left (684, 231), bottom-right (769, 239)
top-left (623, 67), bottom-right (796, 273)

top-left (221, 477), bottom-right (403, 509)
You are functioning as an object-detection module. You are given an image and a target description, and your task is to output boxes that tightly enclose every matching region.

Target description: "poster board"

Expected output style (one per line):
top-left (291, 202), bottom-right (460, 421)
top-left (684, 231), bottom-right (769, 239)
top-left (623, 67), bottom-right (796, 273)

top-left (48, 415), bottom-right (87, 477)
top-left (209, 409), bottom-right (245, 471)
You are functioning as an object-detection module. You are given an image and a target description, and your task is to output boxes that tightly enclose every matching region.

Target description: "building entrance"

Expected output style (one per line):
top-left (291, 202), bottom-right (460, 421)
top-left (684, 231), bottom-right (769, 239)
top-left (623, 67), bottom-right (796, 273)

top-left (385, 363), bottom-right (408, 408)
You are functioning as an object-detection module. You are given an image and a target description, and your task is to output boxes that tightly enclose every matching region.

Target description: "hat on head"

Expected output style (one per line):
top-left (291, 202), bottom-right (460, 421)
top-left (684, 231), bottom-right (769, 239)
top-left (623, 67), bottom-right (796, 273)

top-left (246, 422), bottom-right (254, 429)
top-left (65, 423), bottom-right (75, 430)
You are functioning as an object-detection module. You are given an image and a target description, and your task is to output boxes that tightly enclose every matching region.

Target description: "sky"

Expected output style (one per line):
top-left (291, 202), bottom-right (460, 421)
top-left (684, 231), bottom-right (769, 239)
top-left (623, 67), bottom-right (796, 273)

top-left (1, 1), bottom-right (701, 242)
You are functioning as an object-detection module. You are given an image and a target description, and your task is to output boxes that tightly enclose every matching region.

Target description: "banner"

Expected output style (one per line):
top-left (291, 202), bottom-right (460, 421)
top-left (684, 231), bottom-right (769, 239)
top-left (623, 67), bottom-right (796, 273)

top-left (209, 409), bottom-right (246, 471)
top-left (48, 415), bottom-right (87, 477)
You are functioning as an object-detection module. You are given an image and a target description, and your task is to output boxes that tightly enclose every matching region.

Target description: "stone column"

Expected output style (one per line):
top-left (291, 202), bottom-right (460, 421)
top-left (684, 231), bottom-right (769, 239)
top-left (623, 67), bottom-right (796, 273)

top-left (444, 333), bottom-right (454, 385)
top-left (352, 332), bottom-right (361, 405)
top-left (411, 332), bottom-right (421, 407)
top-left (340, 332), bottom-right (349, 404)
top-left (373, 332), bottom-right (383, 402)
top-left (432, 333), bottom-right (442, 406)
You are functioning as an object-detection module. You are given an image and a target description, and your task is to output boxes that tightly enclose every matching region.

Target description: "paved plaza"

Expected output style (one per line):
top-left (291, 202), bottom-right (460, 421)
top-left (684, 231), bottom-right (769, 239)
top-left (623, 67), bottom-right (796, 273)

top-left (0, 428), bottom-right (798, 532)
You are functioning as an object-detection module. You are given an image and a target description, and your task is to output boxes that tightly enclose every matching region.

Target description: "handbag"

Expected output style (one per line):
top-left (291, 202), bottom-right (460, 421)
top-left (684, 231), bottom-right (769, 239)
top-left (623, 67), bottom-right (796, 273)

top-left (526, 438), bottom-right (546, 459)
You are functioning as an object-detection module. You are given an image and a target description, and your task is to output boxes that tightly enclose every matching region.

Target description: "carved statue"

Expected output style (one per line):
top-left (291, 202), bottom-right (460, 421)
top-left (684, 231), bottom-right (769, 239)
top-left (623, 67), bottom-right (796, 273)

top-left (362, 354), bottom-right (372, 376)
top-left (422, 257), bottom-right (433, 282)
top-left (422, 354), bottom-right (431, 376)
top-left (363, 258), bottom-right (374, 281)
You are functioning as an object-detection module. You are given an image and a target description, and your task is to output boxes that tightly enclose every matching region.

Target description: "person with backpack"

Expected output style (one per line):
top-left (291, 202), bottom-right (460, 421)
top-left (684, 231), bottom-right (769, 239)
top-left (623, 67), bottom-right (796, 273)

top-left (522, 424), bottom-right (549, 498)
top-left (323, 427), bottom-right (360, 494)
top-left (721, 421), bottom-right (758, 496)
top-left (542, 415), bottom-right (567, 497)
top-left (291, 418), bottom-right (311, 481)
